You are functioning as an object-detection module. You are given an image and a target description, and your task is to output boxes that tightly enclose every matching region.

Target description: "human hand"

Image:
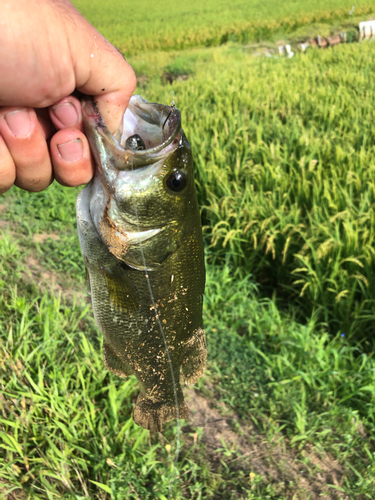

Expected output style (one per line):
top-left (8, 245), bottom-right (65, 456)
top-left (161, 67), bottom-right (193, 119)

top-left (0, 0), bottom-right (136, 194)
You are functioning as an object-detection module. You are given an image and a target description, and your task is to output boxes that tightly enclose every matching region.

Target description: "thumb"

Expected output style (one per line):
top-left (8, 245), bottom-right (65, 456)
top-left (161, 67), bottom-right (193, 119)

top-left (63, 1), bottom-right (136, 133)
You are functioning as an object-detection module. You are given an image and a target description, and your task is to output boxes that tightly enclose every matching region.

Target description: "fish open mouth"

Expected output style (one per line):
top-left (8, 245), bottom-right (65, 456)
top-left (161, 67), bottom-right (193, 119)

top-left (82, 95), bottom-right (181, 170)
top-left (118, 95), bottom-right (181, 153)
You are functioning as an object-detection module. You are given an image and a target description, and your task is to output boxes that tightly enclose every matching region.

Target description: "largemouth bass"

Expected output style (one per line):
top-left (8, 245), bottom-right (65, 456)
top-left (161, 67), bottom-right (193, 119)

top-left (76, 96), bottom-right (206, 432)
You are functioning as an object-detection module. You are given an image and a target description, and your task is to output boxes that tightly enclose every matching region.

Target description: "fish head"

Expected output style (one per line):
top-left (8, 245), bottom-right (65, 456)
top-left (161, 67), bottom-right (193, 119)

top-left (82, 95), bottom-right (201, 270)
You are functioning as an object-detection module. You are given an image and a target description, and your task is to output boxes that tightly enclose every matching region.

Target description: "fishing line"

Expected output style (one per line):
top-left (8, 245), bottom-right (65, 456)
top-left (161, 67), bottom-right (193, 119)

top-left (162, 92), bottom-right (175, 142)
top-left (129, 110), bottom-right (181, 496)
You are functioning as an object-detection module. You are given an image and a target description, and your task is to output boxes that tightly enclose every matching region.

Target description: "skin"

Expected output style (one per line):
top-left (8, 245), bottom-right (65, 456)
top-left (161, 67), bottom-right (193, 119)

top-left (0, 0), bottom-right (136, 194)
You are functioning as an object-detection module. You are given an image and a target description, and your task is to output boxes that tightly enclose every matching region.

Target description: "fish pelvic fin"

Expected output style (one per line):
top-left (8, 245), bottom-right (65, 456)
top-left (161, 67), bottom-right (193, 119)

top-left (181, 328), bottom-right (207, 385)
top-left (103, 342), bottom-right (133, 378)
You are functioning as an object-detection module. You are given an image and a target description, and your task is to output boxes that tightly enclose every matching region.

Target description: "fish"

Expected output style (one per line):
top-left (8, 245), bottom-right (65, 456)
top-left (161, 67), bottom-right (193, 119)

top-left (76, 96), bottom-right (206, 432)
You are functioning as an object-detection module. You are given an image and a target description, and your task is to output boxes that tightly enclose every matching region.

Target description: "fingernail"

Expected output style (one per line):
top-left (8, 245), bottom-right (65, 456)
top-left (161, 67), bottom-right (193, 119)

top-left (4, 109), bottom-right (31, 137)
top-left (52, 102), bottom-right (78, 127)
top-left (57, 138), bottom-right (83, 162)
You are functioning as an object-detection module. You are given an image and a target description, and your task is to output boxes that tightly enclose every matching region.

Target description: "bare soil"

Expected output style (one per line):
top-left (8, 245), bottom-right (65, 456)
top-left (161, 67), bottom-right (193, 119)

top-left (184, 385), bottom-right (349, 500)
top-left (24, 254), bottom-right (85, 303)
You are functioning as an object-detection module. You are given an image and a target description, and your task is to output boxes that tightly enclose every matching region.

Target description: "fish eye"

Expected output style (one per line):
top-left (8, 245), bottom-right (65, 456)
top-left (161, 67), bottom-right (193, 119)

top-left (166, 171), bottom-right (187, 192)
top-left (125, 134), bottom-right (146, 151)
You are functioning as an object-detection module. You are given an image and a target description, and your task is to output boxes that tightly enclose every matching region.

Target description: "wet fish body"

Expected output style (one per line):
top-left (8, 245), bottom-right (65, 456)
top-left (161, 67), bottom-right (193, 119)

top-left (76, 96), bottom-right (206, 432)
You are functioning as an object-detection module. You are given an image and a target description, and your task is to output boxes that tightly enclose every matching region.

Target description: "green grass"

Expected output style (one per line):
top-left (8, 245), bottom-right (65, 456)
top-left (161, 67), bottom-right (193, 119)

top-left (205, 266), bottom-right (375, 497)
top-left (1, 189), bottom-right (375, 498)
top-left (72, 0), bottom-right (375, 54)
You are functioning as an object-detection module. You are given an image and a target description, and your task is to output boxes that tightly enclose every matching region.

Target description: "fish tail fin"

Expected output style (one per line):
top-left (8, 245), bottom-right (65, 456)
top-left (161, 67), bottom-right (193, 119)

top-left (133, 381), bottom-right (188, 432)
top-left (133, 397), bottom-right (188, 433)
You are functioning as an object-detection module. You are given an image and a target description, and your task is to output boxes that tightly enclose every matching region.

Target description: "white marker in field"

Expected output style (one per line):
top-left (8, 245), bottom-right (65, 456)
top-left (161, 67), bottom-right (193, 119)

top-left (359, 21), bottom-right (375, 40)
top-left (285, 44), bottom-right (294, 58)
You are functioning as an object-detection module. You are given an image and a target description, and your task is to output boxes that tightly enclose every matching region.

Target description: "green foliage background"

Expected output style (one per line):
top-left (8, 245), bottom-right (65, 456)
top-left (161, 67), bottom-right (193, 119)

top-left (73, 0), bottom-right (374, 54)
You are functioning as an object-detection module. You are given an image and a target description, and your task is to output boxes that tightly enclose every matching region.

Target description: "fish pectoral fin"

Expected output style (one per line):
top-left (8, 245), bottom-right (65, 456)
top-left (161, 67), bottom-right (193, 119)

top-left (102, 265), bottom-right (140, 316)
top-left (84, 263), bottom-right (91, 297)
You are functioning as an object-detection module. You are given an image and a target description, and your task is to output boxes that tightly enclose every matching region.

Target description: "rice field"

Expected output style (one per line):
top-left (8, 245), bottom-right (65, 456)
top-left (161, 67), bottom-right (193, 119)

top-left (73, 0), bottom-right (375, 54)
top-left (2, 1), bottom-right (375, 499)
